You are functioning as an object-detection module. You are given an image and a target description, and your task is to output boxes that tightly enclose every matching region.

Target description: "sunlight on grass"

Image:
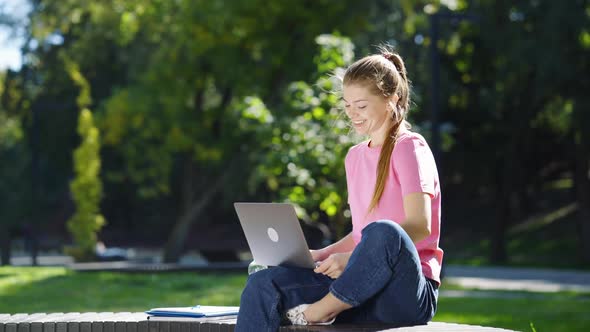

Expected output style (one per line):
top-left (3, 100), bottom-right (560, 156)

top-left (0, 267), bottom-right (69, 293)
top-left (437, 296), bottom-right (590, 332)
top-left (543, 178), bottom-right (573, 190)
top-left (509, 202), bottom-right (577, 235)
top-left (2, 267), bottom-right (590, 331)
top-left (0, 267), bottom-right (247, 313)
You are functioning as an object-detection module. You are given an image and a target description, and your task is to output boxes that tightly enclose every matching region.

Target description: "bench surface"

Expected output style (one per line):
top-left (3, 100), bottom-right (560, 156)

top-left (0, 313), bottom-right (517, 332)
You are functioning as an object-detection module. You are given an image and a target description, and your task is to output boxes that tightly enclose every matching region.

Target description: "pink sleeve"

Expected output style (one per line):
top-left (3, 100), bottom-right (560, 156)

top-left (392, 136), bottom-right (436, 198)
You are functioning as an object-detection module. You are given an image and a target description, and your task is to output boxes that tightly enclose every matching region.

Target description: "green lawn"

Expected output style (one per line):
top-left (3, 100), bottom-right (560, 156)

top-left (1, 267), bottom-right (588, 331)
top-left (434, 293), bottom-right (590, 332)
top-left (0, 267), bottom-right (244, 312)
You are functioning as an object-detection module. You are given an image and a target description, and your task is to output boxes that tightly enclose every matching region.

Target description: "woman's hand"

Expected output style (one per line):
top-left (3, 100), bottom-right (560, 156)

top-left (310, 248), bottom-right (329, 262)
top-left (313, 252), bottom-right (352, 279)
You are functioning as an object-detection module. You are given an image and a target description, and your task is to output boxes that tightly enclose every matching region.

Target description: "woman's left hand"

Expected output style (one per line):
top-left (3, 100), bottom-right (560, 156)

top-left (313, 252), bottom-right (352, 279)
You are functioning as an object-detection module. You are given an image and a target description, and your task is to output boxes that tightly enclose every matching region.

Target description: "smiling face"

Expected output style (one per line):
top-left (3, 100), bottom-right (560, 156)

top-left (343, 83), bottom-right (393, 146)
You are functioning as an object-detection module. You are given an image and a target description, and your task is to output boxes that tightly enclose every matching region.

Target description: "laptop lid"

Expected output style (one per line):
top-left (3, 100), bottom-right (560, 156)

top-left (234, 202), bottom-right (315, 269)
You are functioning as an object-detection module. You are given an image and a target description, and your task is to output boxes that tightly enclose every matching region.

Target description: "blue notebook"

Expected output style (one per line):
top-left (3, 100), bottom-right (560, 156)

top-left (146, 305), bottom-right (240, 318)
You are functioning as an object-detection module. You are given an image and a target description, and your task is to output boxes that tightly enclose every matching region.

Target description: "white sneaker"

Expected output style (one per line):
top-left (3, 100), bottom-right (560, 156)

top-left (285, 304), bottom-right (336, 326)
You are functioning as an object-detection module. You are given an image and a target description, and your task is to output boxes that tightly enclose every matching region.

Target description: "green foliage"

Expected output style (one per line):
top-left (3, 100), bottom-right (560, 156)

top-left (0, 71), bottom-right (30, 229)
top-left (0, 111), bottom-right (23, 149)
top-left (63, 56), bottom-right (92, 109)
top-left (32, 0), bottom-right (372, 204)
top-left (65, 58), bottom-right (105, 260)
top-left (66, 108), bottom-right (105, 261)
top-left (255, 35), bottom-right (355, 237)
top-left (11, 1), bottom-right (381, 259)
top-left (313, 34), bottom-right (355, 77)
top-left (0, 109), bottom-right (29, 227)
top-left (3, 0), bottom-right (589, 265)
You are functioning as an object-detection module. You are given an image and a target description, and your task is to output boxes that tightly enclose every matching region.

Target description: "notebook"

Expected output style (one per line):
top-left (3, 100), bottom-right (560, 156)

top-left (146, 305), bottom-right (239, 318)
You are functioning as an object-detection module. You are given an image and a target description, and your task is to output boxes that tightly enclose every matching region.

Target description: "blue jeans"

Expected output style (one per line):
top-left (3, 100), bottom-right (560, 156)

top-left (235, 220), bottom-right (438, 332)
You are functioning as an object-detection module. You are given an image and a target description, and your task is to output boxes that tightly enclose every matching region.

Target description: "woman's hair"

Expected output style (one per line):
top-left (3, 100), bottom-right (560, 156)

top-left (343, 46), bottom-right (411, 214)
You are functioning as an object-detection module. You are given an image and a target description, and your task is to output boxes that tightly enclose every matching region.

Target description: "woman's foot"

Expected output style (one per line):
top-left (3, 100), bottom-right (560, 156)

top-left (302, 292), bottom-right (352, 324)
top-left (285, 304), bottom-right (335, 325)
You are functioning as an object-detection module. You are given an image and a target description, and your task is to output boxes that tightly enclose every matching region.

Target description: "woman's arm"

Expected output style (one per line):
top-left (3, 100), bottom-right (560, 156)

top-left (310, 232), bottom-right (355, 262)
top-left (400, 192), bottom-right (432, 243)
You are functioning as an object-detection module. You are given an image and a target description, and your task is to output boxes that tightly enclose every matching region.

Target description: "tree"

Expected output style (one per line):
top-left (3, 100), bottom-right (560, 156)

top-left (256, 35), bottom-right (356, 240)
top-left (64, 58), bottom-right (106, 261)
top-left (8, 0), bottom-right (589, 267)
top-left (0, 81), bottom-right (30, 264)
top-left (0, 0), bottom-right (33, 265)
top-left (21, 0), bottom-right (378, 262)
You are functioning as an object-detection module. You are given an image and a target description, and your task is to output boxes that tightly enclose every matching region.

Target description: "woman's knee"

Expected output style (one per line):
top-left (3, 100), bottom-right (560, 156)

top-left (243, 267), bottom-right (273, 295)
top-left (361, 220), bottom-right (417, 254)
top-left (362, 220), bottom-right (405, 241)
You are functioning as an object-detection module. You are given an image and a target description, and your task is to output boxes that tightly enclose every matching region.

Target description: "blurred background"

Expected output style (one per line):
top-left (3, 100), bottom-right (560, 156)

top-left (1, 0), bottom-right (589, 271)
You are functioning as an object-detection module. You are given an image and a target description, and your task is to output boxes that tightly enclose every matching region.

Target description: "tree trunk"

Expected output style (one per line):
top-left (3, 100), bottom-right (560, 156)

top-left (488, 61), bottom-right (548, 264)
top-left (162, 169), bottom-right (230, 263)
top-left (491, 159), bottom-right (511, 263)
top-left (212, 87), bottom-right (233, 139)
top-left (573, 117), bottom-right (590, 265)
top-left (0, 227), bottom-right (11, 265)
top-left (30, 232), bottom-right (38, 266)
top-left (491, 80), bottom-right (537, 264)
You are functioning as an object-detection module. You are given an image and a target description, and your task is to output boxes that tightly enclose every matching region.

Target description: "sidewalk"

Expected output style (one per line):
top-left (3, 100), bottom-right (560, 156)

top-left (443, 264), bottom-right (590, 293)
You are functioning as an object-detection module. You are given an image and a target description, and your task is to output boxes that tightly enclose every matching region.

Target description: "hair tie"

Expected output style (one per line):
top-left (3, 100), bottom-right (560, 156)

top-left (383, 53), bottom-right (394, 61)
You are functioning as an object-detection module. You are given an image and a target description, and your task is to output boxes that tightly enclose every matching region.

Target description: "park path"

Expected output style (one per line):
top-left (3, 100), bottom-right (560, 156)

top-left (440, 264), bottom-right (590, 300)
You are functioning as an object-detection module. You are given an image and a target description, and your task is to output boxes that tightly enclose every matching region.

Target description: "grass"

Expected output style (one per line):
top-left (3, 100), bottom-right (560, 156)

top-left (434, 293), bottom-right (590, 332)
top-left (0, 267), bottom-right (244, 312)
top-left (441, 179), bottom-right (590, 271)
top-left (442, 202), bottom-right (589, 270)
top-left (1, 267), bottom-right (589, 331)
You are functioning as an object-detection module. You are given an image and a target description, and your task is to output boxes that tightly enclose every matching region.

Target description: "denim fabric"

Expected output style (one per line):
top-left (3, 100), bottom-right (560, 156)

top-left (235, 220), bottom-right (438, 332)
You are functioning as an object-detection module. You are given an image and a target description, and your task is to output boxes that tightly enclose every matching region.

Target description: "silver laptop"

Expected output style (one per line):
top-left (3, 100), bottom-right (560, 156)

top-left (234, 202), bottom-right (316, 269)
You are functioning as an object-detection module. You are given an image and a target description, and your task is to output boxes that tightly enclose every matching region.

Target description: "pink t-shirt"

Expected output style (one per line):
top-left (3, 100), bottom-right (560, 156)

top-left (345, 131), bottom-right (444, 284)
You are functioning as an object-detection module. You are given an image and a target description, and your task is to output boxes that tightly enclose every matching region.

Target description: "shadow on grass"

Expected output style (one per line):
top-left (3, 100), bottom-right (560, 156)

top-left (443, 209), bottom-right (587, 270)
top-left (0, 269), bottom-right (247, 313)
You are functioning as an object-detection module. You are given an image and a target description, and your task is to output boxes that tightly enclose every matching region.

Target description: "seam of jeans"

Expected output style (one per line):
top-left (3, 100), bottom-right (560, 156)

top-left (267, 292), bottom-right (281, 332)
top-left (415, 276), bottom-right (438, 325)
top-left (329, 284), bottom-right (360, 307)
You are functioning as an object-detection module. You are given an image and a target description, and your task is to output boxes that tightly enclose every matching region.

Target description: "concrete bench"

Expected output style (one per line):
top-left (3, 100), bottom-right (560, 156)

top-left (0, 313), bottom-right (517, 332)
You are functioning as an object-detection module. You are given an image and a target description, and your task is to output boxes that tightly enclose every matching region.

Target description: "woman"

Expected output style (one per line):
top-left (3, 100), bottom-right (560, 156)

top-left (235, 48), bottom-right (443, 331)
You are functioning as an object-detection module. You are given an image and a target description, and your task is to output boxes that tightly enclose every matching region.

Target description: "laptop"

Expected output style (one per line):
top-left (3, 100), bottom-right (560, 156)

top-left (234, 202), bottom-right (316, 269)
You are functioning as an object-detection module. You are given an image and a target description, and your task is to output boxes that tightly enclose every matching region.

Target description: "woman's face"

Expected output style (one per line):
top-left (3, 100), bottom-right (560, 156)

top-left (343, 83), bottom-right (392, 145)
